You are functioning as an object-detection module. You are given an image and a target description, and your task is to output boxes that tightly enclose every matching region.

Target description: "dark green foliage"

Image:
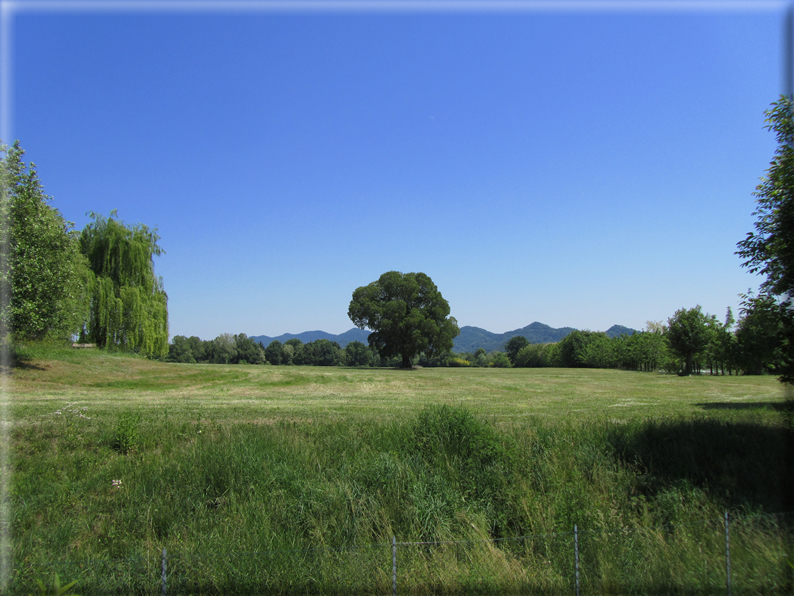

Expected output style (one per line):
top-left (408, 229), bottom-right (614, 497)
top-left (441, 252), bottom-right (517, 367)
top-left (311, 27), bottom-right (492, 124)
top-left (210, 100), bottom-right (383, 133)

top-left (265, 339), bottom-right (284, 365)
top-left (666, 306), bottom-right (710, 375)
top-left (489, 352), bottom-right (512, 368)
top-left (168, 335), bottom-right (198, 363)
top-left (514, 330), bottom-right (669, 371)
top-left (736, 96), bottom-right (794, 383)
top-left (0, 141), bottom-right (91, 341)
top-left (208, 333), bottom-right (236, 364)
top-left (304, 338), bottom-right (344, 366)
top-left (558, 330), bottom-right (607, 368)
top-left (169, 333), bottom-right (264, 364)
top-left (515, 342), bottom-right (550, 367)
top-left (79, 211), bottom-right (168, 357)
top-left (349, 271), bottom-right (460, 368)
top-left (344, 340), bottom-right (375, 367)
top-left (233, 333), bottom-right (265, 364)
top-left (735, 293), bottom-right (784, 375)
top-left (504, 336), bottom-right (528, 364)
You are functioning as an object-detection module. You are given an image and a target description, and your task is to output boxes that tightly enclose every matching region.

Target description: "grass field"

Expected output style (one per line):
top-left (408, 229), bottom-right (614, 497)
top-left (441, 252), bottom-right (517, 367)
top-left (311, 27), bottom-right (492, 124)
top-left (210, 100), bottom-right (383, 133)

top-left (6, 346), bottom-right (793, 594)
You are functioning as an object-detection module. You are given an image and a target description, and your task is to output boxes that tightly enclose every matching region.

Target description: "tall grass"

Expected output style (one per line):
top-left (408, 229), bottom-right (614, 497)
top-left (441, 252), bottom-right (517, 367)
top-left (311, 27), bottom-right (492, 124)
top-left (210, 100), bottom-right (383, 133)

top-left (10, 398), bottom-right (791, 594)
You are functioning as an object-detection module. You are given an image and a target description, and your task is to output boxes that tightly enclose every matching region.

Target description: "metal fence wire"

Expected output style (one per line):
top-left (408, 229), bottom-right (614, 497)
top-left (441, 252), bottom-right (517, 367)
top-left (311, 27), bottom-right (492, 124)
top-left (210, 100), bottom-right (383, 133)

top-left (12, 511), bottom-right (792, 595)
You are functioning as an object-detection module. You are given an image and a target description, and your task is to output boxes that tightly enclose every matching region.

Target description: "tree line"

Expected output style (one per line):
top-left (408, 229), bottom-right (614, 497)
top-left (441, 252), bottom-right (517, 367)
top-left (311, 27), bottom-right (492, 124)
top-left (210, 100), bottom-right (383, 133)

top-left (505, 297), bottom-right (784, 375)
top-left (168, 291), bottom-right (785, 374)
top-left (1, 141), bottom-right (168, 357)
top-left (168, 335), bottom-right (376, 367)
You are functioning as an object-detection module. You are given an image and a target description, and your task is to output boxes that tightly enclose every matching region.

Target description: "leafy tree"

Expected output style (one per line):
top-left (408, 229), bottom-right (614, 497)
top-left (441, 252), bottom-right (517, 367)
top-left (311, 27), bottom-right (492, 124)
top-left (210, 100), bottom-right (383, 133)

top-left (344, 340), bottom-right (375, 367)
top-left (79, 211), bottom-right (168, 357)
top-left (489, 352), bottom-right (512, 368)
top-left (234, 333), bottom-right (265, 364)
top-left (265, 339), bottom-right (284, 365)
top-left (666, 306), bottom-right (710, 376)
top-left (580, 333), bottom-right (616, 369)
top-left (209, 333), bottom-right (237, 364)
top-left (558, 330), bottom-right (606, 368)
top-left (188, 335), bottom-right (208, 362)
top-left (348, 271), bottom-right (460, 369)
top-left (284, 338), bottom-right (304, 364)
top-left (169, 335), bottom-right (196, 363)
top-left (281, 343), bottom-right (294, 365)
top-left (0, 141), bottom-right (91, 341)
top-left (515, 343), bottom-right (553, 368)
top-left (736, 96), bottom-right (794, 383)
top-left (303, 339), bottom-right (343, 366)
top-left (734, 293), bottom-right (783, 375)
top-left (473, 347), bottom-right (488, 367)
top-left (504, 336), bottom-right (529, 365)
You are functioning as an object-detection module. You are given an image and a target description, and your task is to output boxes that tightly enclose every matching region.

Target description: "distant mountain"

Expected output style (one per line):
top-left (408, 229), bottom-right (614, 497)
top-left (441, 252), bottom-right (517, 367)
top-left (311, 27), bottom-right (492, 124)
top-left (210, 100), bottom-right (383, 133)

top-left (453, 322), bottom-right (577, 353)
top-left (605, 324), bottom-right (637, 338)
top-left (250, 322), bottom-right (637, 352)
top-left (249, 328), bottom-right (370, 348)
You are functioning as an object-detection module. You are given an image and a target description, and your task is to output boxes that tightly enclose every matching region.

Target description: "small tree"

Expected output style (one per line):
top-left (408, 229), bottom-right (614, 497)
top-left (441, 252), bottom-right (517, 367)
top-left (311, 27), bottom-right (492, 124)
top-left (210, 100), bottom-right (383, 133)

top-left (345, 340), bottom-right (375, 367)
top-left (265, 339), bottom-right (284, 365)
top-left (504, 336), bottom-right (528, 365)
top-left (348, 271), bottom-right (460, 369)
top-left (666, 306), bottom-right (710, 375)
top-left (735, 293), bottom-right (783, 375)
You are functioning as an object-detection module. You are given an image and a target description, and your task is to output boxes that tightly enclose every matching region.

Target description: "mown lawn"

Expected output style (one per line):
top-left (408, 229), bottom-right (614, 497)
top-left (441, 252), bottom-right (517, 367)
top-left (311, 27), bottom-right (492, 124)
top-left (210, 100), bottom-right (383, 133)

top-left (8, 346), bottom-right (787, 424)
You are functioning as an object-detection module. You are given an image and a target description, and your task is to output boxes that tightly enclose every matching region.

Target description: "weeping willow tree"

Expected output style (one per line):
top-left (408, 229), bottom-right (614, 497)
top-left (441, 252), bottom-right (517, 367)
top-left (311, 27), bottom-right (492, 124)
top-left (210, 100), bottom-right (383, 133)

top-left (79, 211), bottom-right (168, 357)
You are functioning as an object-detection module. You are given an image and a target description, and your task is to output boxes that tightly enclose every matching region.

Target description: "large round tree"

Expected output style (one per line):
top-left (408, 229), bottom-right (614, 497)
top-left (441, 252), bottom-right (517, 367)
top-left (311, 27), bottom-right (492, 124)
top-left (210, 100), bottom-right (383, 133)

top-left (348, 271), bottom-right (459, 369)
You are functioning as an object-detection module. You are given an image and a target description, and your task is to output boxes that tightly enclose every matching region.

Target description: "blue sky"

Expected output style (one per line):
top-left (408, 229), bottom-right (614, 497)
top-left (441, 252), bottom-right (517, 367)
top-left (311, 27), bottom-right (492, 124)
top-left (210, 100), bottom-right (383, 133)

top-left (1, 1), bottom-right (786, 339)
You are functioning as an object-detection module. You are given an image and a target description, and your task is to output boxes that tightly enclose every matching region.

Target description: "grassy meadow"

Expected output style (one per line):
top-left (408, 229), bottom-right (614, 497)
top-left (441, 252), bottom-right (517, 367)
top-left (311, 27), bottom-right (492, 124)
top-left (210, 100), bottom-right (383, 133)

top-left (7, 346), bottom-right (793, 594)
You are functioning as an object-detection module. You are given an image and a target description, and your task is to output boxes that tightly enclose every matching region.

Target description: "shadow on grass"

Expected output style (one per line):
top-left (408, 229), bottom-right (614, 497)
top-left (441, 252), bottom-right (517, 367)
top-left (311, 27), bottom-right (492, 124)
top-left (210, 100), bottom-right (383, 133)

top-left (696, 401), bottom-right (794, 412)
top-left (607, 416), bottom-right (794, 513)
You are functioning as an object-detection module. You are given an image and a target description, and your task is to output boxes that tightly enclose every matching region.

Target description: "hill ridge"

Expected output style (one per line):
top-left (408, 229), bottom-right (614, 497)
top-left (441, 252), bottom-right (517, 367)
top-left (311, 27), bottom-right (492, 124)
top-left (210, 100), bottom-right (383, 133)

top-left (250, 323), bottom-right (636, 351)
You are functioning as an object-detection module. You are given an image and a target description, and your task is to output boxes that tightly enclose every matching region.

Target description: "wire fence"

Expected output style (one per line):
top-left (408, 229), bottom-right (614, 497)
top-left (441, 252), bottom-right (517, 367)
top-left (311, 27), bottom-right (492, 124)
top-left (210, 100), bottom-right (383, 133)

top-left (12, 511), bottom-right (792, 595)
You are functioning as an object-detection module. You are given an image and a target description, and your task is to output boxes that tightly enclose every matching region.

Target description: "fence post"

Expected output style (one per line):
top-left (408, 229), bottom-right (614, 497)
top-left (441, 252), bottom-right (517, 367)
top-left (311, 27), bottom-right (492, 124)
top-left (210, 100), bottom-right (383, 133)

top-left (392, 536), bottom-right (397, 596)
top-left (574, 525), bottom-right (580, 596)
top-left (725, 511), bottom-right (731, 596)
top-left (161, 547), bottom-right (167, 596)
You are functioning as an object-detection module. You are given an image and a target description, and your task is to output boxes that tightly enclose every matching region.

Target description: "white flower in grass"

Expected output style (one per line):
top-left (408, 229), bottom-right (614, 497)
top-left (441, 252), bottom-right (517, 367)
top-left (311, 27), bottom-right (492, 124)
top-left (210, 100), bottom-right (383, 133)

top-left (112, 479), bottom-right (122, 489)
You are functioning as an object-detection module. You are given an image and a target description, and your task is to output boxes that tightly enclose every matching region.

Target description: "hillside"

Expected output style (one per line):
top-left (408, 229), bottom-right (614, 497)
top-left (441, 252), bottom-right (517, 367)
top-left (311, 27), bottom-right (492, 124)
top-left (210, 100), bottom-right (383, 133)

top-left (250, 322), bottom-right (637, 352)
top-left (248, 328), bottom-right (370, 348)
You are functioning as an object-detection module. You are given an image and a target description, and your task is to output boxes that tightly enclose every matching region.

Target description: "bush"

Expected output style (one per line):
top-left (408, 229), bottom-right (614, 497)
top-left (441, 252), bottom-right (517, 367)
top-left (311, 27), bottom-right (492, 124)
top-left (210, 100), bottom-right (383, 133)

top-left (489, 352), bottom-right (512, 368)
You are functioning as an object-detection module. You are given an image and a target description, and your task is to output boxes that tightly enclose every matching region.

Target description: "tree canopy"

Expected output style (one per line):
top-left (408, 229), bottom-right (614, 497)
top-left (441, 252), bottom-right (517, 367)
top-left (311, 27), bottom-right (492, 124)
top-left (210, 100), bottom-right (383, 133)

top-left (736, 96), bottom-right (794, 383)
top-left (504, 336), bottom-right (528, 365)
top-left (348, 271), bottom-right (460, 368)
top-left (0, 141), bottom-right (91, 341)
top-left (79, 211), bottom-right (168, 357)
top-left (666, 306), bottom-right (710, 376)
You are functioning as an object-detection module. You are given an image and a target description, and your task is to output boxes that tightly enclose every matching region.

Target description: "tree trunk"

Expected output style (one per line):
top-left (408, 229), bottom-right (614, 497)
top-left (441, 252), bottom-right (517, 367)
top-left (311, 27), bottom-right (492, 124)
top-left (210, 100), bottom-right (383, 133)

top-left (401, 353), bottom-right (411, 369)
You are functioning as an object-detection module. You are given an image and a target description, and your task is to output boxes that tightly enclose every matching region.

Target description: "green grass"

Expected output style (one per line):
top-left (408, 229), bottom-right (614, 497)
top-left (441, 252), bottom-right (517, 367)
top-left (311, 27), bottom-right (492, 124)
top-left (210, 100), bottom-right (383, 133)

top-left (7, 347), bottom-right (792, 594)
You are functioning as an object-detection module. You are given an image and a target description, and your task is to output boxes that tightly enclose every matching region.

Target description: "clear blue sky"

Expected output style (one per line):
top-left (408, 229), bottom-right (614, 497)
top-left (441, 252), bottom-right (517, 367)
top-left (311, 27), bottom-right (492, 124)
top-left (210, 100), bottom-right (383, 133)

top-left (2, 1), bottom-right (786, 339)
